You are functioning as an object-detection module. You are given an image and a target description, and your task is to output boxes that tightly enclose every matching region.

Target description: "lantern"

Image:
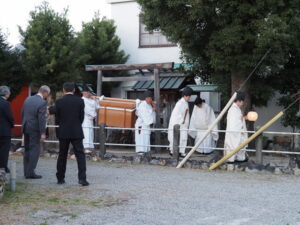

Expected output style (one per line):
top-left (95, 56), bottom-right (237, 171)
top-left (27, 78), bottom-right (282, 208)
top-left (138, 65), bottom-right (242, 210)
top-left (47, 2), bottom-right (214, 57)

top-left (247, 111), bottom-right (258, 122)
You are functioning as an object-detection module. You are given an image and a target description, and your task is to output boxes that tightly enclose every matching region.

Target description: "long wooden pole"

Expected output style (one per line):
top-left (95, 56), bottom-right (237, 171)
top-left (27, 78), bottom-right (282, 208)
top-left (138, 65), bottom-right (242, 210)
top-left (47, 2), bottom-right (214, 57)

top-left (176, 92), bottom-right (237, 168)
top-left (209, 111), bottom-right (284, 170)
top-left (97, 70), bottom-right (102, 96)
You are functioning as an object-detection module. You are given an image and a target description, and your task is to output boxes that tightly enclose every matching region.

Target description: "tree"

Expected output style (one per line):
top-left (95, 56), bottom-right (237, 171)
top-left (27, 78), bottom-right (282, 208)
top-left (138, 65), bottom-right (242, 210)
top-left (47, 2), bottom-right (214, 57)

top-left (75, 14), bottom-right (129, 95)
top-left (20, 1), bottom-right (78, 93)
top-left (0, 31), bottom-right (26, 100)
top-left (137, 0), bottom-right (299, 111)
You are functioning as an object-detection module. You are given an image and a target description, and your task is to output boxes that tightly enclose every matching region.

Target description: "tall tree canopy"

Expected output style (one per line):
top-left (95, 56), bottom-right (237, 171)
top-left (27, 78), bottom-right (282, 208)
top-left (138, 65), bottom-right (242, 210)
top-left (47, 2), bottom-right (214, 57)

top-left (75, 14), bottom-right (128, 95)
top-left (20, 2), bottom-right (77, 93)
top-left (137, 0), bottom-right (300, 110)
top-left (0, 31), bottom-right (26, 100)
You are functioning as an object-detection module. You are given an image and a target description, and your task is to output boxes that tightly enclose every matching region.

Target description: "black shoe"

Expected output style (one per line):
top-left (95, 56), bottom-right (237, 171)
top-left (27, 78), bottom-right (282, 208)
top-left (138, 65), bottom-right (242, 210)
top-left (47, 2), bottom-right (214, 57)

top-left (57, 179), bottom-right (65, 184)
top-left (5, 167), bottom-right (10, 173)
top-left (26, 174), bottom-right (42, 179)
top-left (79, 180), bottom-right (89, 186)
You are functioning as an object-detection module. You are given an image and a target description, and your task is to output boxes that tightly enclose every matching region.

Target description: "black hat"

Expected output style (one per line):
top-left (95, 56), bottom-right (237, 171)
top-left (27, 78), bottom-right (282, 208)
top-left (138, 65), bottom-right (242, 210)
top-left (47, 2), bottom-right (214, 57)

top-left (182, 87), bottom-right (193, 96)
top-left (235, 91), bottom-right (245, 101)
top-left (144, 90), bottom-right (154, 99)
top-left (194, 97), bottom-right (204, 105)
top-left (81, 84), bottom-right (90, 92)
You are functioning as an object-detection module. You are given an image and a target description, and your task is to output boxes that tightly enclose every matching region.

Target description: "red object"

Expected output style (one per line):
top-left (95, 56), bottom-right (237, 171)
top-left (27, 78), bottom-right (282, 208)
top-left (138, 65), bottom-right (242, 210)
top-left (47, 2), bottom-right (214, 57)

top-left (10, 86), bottom-right (29, 136)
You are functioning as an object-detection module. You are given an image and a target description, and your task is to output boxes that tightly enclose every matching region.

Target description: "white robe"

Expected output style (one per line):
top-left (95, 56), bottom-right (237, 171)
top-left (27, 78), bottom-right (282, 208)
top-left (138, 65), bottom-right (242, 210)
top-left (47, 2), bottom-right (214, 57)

top-left (188, 103), bottom-right (219, 153)
top-left (224, 103), bottom-right (248, 162)
top-left (82, 97), bottom-right (97, 149)
top-left (135, 101), bottom-right (156, 153)
top-left (168, 98), bottom-right (190, 154)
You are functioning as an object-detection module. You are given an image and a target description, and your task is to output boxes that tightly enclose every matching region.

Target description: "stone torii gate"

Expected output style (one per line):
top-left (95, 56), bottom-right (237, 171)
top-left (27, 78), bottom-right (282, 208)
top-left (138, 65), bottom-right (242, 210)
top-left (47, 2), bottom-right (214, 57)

top-left (85, 62), bottom-right (174, 151)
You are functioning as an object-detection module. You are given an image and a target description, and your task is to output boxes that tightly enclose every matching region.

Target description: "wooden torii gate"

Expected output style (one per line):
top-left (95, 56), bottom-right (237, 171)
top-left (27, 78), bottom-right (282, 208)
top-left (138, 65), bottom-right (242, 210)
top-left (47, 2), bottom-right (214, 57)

top-left (85, 62), bottom-right (174, 151)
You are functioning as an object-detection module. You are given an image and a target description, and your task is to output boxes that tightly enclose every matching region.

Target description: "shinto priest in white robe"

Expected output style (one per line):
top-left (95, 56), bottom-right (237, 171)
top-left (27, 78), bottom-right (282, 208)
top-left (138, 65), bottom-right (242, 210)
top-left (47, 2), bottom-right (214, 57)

top-left (168, 97), bottom-right (190, 154)
top-left (82, 96), bottom-right (98, 149)
top-left (135, 100), bottom-right (156, 153)
top-left (189, 102), bottom-right (218, 153)
top-left (224, 102), bottom-right (247, 162)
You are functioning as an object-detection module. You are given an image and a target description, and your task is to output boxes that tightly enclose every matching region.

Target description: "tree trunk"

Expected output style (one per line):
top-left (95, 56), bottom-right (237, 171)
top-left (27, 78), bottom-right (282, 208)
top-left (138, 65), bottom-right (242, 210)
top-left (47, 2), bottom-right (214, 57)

top-left (230, 69), bottom-right (251, 114)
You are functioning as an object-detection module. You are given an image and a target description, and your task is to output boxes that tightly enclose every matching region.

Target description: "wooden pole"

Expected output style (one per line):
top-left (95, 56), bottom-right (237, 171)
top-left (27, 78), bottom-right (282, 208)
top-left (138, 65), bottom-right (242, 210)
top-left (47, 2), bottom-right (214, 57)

top-left (176, 92), bottom-right (238, 168)
top-left (99, 123), bottom-right (106, 159)
top-left (209, 111), bottom-right (284, 170)
top-left (173, 124), bottom-right (180, 162)
top-left (9, 161), bottom-right (16, 192)
top-left (97, 70), bottom-right (102, 96)
top-left (154, 68), bottom-right (161, 152)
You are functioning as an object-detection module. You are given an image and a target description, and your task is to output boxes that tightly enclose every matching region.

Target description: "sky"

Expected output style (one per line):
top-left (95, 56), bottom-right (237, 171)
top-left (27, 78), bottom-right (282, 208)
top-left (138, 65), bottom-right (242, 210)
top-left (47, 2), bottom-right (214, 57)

top-left (0, 0), bottom-right (111, 46)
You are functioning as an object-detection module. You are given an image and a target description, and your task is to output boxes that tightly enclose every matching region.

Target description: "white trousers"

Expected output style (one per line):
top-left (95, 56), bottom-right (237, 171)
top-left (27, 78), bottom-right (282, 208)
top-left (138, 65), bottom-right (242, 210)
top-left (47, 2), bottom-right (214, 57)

top-left (82, 118), bottom-right (94, 149)
top-left (135, 125), bottom-right (150, 153)
top-left (195, 132), bottom-right (215, 154)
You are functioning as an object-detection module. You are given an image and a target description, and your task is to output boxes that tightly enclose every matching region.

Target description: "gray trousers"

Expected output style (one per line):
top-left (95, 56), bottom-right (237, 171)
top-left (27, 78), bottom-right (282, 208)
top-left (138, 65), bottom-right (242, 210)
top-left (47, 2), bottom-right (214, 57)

top-left (23, 132), bottom-right (41, 177)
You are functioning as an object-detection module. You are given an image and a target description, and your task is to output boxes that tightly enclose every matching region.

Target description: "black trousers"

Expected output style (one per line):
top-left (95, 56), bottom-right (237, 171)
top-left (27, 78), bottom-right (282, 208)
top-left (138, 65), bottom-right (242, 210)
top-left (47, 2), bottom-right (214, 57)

top-left (56, 138), bottom-right (86, 181)
top-left (23, 132), bottom-right (41, 177)
top-left (0, 136), bottom-right (11, 170)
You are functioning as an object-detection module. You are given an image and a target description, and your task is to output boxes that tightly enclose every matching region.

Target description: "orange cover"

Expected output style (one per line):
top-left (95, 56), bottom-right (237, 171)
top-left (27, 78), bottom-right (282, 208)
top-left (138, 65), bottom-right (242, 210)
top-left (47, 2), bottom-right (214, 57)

top-left (98, 97), bottom-right (137, 128)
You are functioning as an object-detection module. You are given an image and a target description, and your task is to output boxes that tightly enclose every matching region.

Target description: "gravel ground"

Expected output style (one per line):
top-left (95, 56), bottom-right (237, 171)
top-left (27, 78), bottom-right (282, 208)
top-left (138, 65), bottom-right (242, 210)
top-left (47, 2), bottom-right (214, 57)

top-left (1, 157), bottom-right (300, 225)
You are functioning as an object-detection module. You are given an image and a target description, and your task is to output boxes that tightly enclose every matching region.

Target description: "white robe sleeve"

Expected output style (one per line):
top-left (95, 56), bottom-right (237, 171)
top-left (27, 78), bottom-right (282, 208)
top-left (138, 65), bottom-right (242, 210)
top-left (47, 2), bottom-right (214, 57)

top-left (188, 107), bottom-right (197, 139)
top-left (224, 105), bottom-right (245, 149)
top-left (208, 106), bottom-right (218, 141)
top-left (139, 102), bottom-right (155, 126)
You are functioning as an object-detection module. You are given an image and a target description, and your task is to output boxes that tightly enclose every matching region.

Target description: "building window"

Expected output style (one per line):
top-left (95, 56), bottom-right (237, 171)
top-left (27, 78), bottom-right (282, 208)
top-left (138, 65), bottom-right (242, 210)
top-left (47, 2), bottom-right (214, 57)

top-left (139, 23), bottom-right (176, 48)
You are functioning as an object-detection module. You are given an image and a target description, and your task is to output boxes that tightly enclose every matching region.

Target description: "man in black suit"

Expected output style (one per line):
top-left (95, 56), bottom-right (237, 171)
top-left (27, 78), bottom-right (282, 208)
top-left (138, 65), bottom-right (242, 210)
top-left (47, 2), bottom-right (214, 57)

top-left (55, 82), bottom-right (89, 186)
top-left (0, 86), bottom-right (14, 173)
top-left (22, 85), bottom-right (50, 179)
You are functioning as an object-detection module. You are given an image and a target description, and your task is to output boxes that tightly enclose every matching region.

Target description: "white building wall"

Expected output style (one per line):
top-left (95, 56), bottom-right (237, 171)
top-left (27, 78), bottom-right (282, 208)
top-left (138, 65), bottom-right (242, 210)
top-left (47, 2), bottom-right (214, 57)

top-left (109, 0), bottom-right (182, 64)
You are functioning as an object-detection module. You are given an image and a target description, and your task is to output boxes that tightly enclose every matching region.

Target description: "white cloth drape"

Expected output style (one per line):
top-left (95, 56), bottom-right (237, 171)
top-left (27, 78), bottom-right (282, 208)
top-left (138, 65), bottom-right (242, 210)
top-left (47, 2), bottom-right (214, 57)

top-left (189, 103), bottom-right (218, 153)
top-left (168, 98), bottom-right (190, 154)
top-left (135, 101), bottom-right (156, 153)
top-left (224, 103), bottom-right (248, 162)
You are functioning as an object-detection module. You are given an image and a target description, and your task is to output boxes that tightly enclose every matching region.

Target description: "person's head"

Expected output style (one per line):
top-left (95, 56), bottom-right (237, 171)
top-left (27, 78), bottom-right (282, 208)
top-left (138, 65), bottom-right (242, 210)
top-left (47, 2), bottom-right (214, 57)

top-left (234, 91), bottom-right (245, 107)
top-left (144, 90), bottom-right (153, 104)
top-left (81, 85), bottom-right (92, 98)
top-left (194, 97), bottom-right (204, 108)
top-left (0, 86), bottom-right (11, 99)
top-left (182, 87), bottom-right (193, 102)
top-left (63, 82), bottom-right (75, 94)
top-left (38, 85), bottom-right (51, 99)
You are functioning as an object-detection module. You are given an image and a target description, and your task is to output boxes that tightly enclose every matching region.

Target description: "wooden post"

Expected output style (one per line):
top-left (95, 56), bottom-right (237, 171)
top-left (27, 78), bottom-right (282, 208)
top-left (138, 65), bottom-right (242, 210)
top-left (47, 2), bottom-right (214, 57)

top-left (9, 161), bottom-right (16, 192)
top-left (97, 70), bottom-right (103, 96)
top-left (256, 133), bottom-right (263, 165)
top-left (173, 124), bottom-right (180, 162)
top-left (154, 68), bottom-right (161, 152)
top-left (99, 123), bottom-right (106, 159)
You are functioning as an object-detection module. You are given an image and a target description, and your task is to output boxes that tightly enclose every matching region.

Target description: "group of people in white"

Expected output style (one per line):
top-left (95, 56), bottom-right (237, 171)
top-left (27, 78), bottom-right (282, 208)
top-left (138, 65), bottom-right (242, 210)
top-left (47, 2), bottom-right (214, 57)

top-left (81, 84), bottom-right (248, 163)
top-left (135, 87), bottom-right (248, 163)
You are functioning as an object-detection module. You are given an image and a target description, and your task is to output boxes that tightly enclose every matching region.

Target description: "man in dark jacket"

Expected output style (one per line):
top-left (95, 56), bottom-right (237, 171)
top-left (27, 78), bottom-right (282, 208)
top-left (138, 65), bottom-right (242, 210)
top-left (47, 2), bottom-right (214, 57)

top-left (55, 82), bottom-right (89, 186)
top-left (0, 86), bottom-right (14, 173)
top-left (22, 85), bottom-right (50, 179)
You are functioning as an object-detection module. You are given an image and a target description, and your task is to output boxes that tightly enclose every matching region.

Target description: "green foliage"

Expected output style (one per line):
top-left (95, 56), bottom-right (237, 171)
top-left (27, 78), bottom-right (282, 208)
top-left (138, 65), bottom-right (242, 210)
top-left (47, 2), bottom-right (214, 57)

top-left (137, 0), bottom-right (299, 108)
top-left (0, 31), bottom-right (27, 100)
top-left (75, 13), bottom-right (129, 95)
top-left (20, 1), bottom-right (78, 93)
